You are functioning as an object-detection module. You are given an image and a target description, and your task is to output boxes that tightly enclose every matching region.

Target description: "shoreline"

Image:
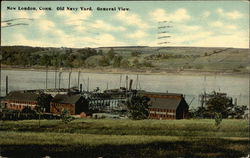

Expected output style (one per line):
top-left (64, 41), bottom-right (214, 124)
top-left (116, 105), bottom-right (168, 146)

top-left (1, 65), bottom-right (249, 77)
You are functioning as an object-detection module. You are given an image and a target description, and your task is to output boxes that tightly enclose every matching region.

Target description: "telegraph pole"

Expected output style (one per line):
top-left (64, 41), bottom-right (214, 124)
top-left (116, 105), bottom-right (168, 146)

top-left (45, 65), bottom-right (48, 89)
top-left (0, 52), bottom-right (2, 97)
top-left (68, 70), bottom-right (72, 89)
top-left (55, 67), bottom-right (57, 89)
top-left (77, 71), bottom-right (80, 90)
top-left (58, 71), bottom-right (62, 89)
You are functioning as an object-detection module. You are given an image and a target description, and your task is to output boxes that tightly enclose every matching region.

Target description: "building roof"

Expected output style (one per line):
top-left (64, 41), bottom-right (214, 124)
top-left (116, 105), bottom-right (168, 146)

top-left (139, 91), bottom-right (183, 97)
top-left (52, 94), bottom-right (82, 104)
top-left (149, 97), bottom-right (183, 110)
top-left (4, 91), bottom-right (39, 102)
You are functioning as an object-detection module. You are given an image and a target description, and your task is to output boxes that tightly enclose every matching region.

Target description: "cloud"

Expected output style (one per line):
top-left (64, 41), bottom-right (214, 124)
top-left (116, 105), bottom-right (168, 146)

top-left (56, 10), bottom-right (92, 26)
top-left (192, 31), bottom-right (249, 48)
top-left (115, 12), bottom-right (149, 29)
top-left (210, 21), bottom-right (237, 30)
top-left (90, 20), bottom-right (126, 32)
top-left (150, 8), bottom-right (191, 22)
top-left (12, 10), bottom-right (46, 19)
top-left (73, 26), bottom-right (87, 32)
top-left (226, 25), bottom-right (237, 30)
top-left (216, 8), bottom-right (243, 19)
top-left (81, 33), bottom-right (127, 47)
top-left (11, 33), bottom-right (60, 47)
top-left (202, 11), bottom-right (210, 18)
top-left (210, 21), bottom-right (223, 27)
top-left (172, 31), bottom-right (213, 43)
top-left (127, 30), bottom-right (148, 39)
top-left (37, 19), bottom-right (55, 31)
top-left (176, 25), bottom-right (201, 32)
top-left (56, 10), bottom-right (93, 34)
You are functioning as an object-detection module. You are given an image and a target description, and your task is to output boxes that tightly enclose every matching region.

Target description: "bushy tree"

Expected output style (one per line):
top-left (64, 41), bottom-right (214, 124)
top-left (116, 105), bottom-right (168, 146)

top-left (61, 109), bottom-right (73, 124)
top-left (190, 92), bottom-right (248, 119)
top-left (206, 92), bottom-right (234, 118)
top-left (142, 60), bottom-right (153, 67)
top-left (113, 56), bottom-right (123, 67)
top-left (126, 95), bottom-right (151, 120)
top-left (132, 59), bottom-right (140, 68)
top-left (36, 93), bottom-right (53, 113)
top-left (120, 59), bottom-right (130, 68)
top-left (107, 48), bottom-right (115, 60)
top-left (131, 51), bottom-right (141, 57)
top-left (99, 56), bottom-right (110, 66)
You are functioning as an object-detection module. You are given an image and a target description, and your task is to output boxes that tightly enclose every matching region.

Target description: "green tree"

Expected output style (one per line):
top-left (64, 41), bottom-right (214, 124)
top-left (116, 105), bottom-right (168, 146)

top-left (126, 95), bottom-right (151, 120)
top-left (61, 109), bottom-right (73, 124)
top-left (36, 93), bottom-right (53, 113)
top-left (120, 59), bottom-right (130, 68)
top-left (142, 60), bottom-right (153, 67)
top-left (113, 55), bottom-right (123, 68)
top-left (131, 51), bottom-right (141, 57)
top-left (206, 92), bottom-right (234, 118)
top-left (191, 91), bottom-right (248, 119)
top-left (40, 54), bottom-right (51, 66)
top-left (107, 48), bottom-right (115, 60)
top-left (214, 112), bottom-right (223, 128)
top-left (99, 56), bottom-right (110, 66)
top-left (132, 59), bottom-right (140, 68)
top-left (35, 93), bottom-right (52, 127)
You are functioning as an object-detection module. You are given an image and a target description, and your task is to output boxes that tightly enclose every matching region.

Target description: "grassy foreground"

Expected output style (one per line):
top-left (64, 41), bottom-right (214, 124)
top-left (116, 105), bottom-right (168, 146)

top-left (0, 119), bottom-right (249, 158)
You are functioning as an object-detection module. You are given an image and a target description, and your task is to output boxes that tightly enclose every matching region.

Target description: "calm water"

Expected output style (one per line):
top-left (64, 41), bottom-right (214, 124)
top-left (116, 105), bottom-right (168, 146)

top-left (1, 70), bottom-right (249, 108)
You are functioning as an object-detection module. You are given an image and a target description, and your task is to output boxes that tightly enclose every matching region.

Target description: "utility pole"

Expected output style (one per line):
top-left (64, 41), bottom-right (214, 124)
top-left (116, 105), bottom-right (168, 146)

top-left (6, 76), bottom-right (8, 95)
top-left (68, 70), bottom-right (72, 89)
top-left (119, 74), bottom-right (122, 88)
top-left (87, 77), bottom-right (89, 92)
top-left (136, 74), bottom-right (139, 90)
top-left (45, 65), bottom-right (48, 89)
top-left (55, 67), bottom-right (57, 89)
top-left (77, 71), bottom-right (80, 90)
top-left (58, 71), bottom-right (62, 89)
top-left (126, 75), bottom-right (128, 90)
top-left (0, 51), bottom-right (2, 97)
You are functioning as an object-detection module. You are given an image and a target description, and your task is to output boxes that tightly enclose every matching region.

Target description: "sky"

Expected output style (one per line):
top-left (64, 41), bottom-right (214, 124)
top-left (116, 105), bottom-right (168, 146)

top-left (1, 1), bottom-right (249, 48)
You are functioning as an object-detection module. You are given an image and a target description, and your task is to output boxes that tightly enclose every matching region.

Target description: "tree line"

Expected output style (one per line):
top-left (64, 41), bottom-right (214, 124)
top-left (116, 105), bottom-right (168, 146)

top-left (1, 46), bottom-right (153, 69)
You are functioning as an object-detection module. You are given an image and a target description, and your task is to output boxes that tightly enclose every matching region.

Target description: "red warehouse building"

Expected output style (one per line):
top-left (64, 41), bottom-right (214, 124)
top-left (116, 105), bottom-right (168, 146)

top-left (141, 92), bottom-right (189, 120)
top-left (50, 94), bottom-right (89, 115)
top-left (2, 91), bottom-right (39, 111)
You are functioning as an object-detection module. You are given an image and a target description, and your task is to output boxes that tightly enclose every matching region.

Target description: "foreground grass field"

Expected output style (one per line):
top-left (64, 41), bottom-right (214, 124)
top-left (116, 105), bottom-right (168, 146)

top-left (0, 119), bottom-right (249, 158)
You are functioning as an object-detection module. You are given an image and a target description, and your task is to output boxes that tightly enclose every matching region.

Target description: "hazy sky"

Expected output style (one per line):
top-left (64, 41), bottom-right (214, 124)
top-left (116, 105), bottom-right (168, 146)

top-left (1, 1), bottom-right (249, 48)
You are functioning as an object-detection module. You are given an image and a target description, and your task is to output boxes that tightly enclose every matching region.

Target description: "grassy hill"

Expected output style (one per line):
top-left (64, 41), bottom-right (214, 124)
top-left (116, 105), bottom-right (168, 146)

top-left (1, 45), bottom-right (248, 74)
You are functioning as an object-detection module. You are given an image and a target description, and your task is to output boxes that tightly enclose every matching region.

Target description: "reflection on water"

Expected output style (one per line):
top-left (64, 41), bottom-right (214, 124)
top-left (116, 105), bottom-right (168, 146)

top-left (1, 70), bottom-right (248, 108)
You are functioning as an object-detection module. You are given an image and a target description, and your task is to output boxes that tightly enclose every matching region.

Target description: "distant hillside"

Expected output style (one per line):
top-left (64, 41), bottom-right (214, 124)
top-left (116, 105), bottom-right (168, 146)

top-left (1, 45), bottom-right (248, 74)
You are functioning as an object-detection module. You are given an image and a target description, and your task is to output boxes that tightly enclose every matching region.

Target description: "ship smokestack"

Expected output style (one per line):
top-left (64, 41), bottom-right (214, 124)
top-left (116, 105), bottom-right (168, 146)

top-left (129, 79), bottom-right (133, 91)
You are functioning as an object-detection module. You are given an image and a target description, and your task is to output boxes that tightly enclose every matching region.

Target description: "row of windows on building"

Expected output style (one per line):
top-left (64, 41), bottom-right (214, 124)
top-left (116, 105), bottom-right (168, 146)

top-left (51, 103), bottom-right (74, 107)
top-left (7, 104), bottom-right (29, 110)
top-left (7, 100), bottom-right (36, 105)
top-left (149, 113), bottom-right (175, 119)
top-left (150, 108), bottom-right (175, 113)
top-left (8, 103), bottom-right (35, 107)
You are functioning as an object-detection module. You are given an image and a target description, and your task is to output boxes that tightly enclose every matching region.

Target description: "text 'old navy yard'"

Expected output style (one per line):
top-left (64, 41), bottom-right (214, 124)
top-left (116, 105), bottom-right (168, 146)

top-left (57, 7), bottom-right (130, 11)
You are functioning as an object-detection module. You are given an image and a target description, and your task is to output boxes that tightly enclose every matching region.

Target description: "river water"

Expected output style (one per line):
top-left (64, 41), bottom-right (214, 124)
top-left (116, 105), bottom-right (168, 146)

top-left (1, 70), bottom-right (249, 108)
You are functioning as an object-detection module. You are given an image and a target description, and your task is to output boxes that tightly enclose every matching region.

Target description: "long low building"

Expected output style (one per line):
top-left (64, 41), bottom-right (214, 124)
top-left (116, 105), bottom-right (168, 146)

top-left (140, 92), bottom-right (189, 120)
top-left (2, 91), bottom-right (39, 111)
top-left (2, 90), bottom-right (89, 115)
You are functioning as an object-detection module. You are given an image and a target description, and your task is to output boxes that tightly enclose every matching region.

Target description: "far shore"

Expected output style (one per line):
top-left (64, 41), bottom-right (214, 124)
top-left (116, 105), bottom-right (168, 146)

top-left (1, 65), bottom-right (249, 77)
